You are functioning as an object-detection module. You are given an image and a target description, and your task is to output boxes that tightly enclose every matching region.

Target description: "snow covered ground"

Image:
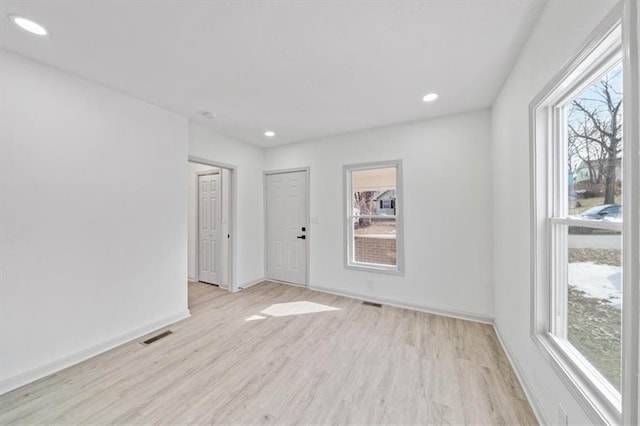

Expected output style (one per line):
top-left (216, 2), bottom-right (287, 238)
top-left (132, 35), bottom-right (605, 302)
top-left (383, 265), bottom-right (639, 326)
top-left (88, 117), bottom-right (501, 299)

top-left (568, 262), bottom-right (622, 308)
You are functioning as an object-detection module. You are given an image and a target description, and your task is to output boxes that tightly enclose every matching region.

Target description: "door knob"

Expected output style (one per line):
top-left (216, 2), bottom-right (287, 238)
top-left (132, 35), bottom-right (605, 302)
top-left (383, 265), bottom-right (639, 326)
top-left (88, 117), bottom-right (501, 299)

top-left (297, 235), bottom-right (306, 239)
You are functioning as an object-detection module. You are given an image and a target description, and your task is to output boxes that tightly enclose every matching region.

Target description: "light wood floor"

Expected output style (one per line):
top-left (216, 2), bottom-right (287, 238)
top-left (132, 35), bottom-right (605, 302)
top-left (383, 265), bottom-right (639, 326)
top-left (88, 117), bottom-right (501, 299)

top-left (0, 281), bottom-right (536, 425)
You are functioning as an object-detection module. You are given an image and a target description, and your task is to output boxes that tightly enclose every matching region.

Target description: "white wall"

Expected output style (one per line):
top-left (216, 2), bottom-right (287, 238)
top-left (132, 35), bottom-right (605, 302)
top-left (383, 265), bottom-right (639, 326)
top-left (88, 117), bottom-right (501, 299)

top-left (188, 123), bottom-right (265, 288)
top-left (491, 1), bottom-right (619, 424)
top-left (187, 162), bottom-right (219, 281)
top-left (0, 50), bottom-right (189, 393)
top-left (264, 110), bottom-right (494, 321)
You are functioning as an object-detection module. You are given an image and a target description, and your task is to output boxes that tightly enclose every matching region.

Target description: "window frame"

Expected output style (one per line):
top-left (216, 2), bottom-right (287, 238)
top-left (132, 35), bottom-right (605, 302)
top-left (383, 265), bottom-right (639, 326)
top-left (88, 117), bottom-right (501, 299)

top-left (548, 56), bottom-right (623, 346)
top-left (343, 160), bottom-right (404, 275)
top-left (530, 4), bottom-right (639, 424)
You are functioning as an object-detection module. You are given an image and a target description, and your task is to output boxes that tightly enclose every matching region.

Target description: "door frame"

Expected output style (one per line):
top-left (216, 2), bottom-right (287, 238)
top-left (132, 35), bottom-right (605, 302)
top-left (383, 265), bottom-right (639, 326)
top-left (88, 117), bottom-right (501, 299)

top-left (189, 156), bottom-right (238, 292)
top-left (263, 167), bottom-right (310, 287)
top-left (195, 169), bottom-right (221, 286)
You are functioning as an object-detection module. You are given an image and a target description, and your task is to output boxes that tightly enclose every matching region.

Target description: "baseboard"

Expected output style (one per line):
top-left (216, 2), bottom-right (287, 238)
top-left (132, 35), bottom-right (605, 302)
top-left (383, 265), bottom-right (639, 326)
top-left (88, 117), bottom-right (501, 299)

top-left (265, 279), bottom-right (306, 288)
top-left (238, 277), bottom-right (266, 291)
top-left (0, 309), bottom-right (191, 395)
top-left (308, 284), bottom-right (493, 325)
top-left (187, 276), bottom-right (196, 282)
top-left (493, 324), bottom-right (549, 425)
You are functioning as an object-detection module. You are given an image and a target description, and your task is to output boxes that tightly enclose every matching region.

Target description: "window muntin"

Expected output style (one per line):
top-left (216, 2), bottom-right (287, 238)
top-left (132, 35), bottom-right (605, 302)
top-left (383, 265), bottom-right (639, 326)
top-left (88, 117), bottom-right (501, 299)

top-left (345, 162), bottom-right (402, 273)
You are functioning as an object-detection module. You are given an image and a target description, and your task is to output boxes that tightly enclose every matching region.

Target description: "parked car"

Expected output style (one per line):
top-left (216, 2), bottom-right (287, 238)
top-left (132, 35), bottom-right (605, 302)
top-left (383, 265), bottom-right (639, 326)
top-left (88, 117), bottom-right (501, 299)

top-left (569, 204), bottom-right (621, 234)
top-left (578, 204), bottom-right (621, 220)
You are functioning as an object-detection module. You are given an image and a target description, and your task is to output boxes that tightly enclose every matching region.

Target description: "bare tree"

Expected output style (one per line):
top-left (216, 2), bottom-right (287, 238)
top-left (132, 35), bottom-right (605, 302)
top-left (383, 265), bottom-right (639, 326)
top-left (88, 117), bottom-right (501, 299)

top-left (353, 191), bottom-right (377, 226)
top-left (568, 116), bottom-right (606, 187)
top-left (568, 67), bottom-right (622, 204)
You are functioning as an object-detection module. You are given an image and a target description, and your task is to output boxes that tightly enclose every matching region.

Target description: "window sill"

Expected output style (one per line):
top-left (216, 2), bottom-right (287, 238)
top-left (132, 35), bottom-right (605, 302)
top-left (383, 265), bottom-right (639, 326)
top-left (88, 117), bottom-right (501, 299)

top-left (532, 332), bottom-right (621, 425)
top-left (345, 262), bottom-right (403, 276)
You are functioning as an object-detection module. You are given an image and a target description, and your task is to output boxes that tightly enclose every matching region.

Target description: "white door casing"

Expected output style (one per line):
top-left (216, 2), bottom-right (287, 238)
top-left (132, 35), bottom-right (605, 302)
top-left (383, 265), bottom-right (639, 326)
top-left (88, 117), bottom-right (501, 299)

top-left (266, 170), bottom-right (308, 285)
top-left (219, 168), bottom-right (231, 289)
top-left (198, 172), bottom-right (221, 285)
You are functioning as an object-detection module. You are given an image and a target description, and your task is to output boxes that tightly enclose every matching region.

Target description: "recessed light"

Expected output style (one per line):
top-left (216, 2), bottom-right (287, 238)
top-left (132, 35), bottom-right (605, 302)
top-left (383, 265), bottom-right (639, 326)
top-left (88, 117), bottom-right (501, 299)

top-left (9, 15), bottom-right (48, 36)
top-left (199, 111), bottom-right (216, 120)
top-left (422, 93), bottom-right (439, 102)
top-left (264, 130), bottom-right (275, 137)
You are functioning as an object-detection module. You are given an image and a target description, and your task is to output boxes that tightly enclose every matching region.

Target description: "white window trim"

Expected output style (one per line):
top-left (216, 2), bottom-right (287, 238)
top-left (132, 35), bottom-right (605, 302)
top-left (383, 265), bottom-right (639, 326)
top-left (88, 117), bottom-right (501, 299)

top-left (530, 2), bottom-right (640, 424)
top-left (343, 160), bottom-right (404, 275)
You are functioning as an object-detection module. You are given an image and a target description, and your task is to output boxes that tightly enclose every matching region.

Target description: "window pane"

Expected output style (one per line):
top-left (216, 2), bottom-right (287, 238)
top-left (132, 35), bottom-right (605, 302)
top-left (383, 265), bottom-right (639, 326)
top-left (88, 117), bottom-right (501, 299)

top-left (568, 64), bottom-right (622, 217)
top-left (352, 167), bottom-right (396, 217)
top-left (353, 217), bottom-right (396, 266)
top-left (567, 226), bottom-right (622, 391)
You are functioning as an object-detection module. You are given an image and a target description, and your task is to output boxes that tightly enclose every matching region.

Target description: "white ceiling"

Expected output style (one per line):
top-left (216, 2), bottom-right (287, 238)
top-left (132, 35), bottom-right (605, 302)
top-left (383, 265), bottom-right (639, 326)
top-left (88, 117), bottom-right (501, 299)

top-left (0, 1), bottom-right (546, 147)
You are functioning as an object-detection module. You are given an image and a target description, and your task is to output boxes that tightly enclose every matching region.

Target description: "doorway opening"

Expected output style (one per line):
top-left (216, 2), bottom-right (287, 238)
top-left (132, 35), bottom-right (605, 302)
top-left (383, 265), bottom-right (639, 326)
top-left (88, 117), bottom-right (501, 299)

top-left (187, 158), bottom-right (236, 292)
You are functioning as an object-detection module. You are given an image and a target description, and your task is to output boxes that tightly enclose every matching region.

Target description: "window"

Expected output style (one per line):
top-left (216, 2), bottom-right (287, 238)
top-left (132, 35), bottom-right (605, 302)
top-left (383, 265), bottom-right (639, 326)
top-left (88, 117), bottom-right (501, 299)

top-left (380, 199), bottom-right (394, 210)
top-left (531, 17), bottom-right (639, 424)
top-left (344, 161), bottom-right (403, 273)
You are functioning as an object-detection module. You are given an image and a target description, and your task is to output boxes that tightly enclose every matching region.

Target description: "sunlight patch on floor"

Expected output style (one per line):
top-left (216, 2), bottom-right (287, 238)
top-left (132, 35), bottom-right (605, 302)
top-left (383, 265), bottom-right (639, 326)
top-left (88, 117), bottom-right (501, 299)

top-left (260, 301), bottom-right (340, 317)
top-left (244, 314), bottom-right (267, 321)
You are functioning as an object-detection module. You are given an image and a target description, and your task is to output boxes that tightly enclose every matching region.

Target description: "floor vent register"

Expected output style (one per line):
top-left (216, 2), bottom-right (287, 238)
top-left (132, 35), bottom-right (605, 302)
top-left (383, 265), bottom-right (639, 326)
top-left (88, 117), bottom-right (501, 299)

top-left (141, 330), bottom-right (173, 345)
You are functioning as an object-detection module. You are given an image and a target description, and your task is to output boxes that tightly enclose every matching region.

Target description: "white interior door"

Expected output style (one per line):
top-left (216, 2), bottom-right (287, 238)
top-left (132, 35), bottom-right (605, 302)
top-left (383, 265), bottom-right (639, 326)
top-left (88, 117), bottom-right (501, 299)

top-left (266, 171), bottom-right (308, 285)
top-left (199, 173), bottom-right (221, 285)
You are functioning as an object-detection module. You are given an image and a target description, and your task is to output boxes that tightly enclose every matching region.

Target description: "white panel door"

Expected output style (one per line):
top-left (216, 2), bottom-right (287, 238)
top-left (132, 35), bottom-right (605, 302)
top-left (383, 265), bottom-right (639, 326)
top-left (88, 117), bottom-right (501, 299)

top-left (266, 171), bottom-right (307, 285)
top-left (198, 173), bottom-right (221, 285)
